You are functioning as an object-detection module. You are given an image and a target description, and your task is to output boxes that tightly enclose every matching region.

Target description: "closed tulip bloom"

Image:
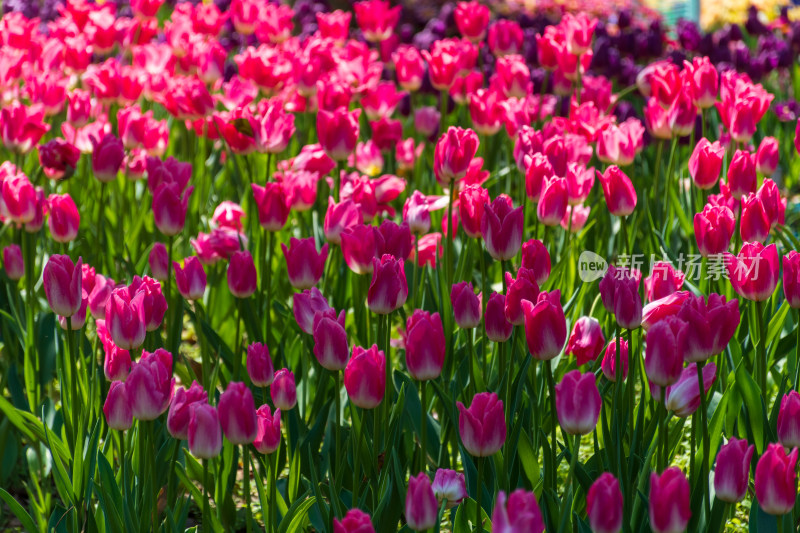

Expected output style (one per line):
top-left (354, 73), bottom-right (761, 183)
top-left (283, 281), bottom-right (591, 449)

top-left (488, 19), bottom-right (524, 56)
top-left (536, 176), bottom-right (568, 226)
top-left (482, 195), bottom-right (523, 261)
top-left (129, 276), bottom-right (167, 332)
top-left (127, 349), bottom-right (174, 420)
top-left (318, 108), bottom-right (360, 161)
top-left (587, 473), bottom-right (624, 533)
top-left (354, 0), bottom-right (400, 42)
top-left (677, 293), bottom-right (740, 362)
top-left (566, 317), bottom-right (605, 366)
top-left (455, 1), bottom-right (490, 41)
top-left (715, 438), bottom-right (755, 503)
top-left (3, 244), bottom-right (23, 280)
top-left (293, 287), bottom-right (332, 334)
top-left (99, 321), bottom-right (131, 381)
top-left (522, 290), bottom-right (567, 361)
top-left (344, 345), bottom-right (385, 409)
top-left (491, 489), bottom-right (545, 533)
top-left (325, 198), bottom-right (363, 245)
top-left (694, 205), bottom-right (735, 257)
top-left (726, 242), bottom-right (779, 301)
top-left (457, 392), bottom-right (506, 457)
top-left (756, 136), bottom-right (779, 175)
top-left (104, 381), bottom-right (133, 431)
top-left (43, 255), bottom-right (82, 317)
top-left (227, 251), bottom-right (257, 298)
top-left (525, 153), bottom-right (554, 202)
top-left (47, 194), bottom-right (80, 243)
top-left (784, 252), bottom-right (800, 308)
top-left (649, 468), bottom-right (691, 533)
top-left (59, 290), bottom-right (88, 330)
top-left (556, 370), bottom-right (601, 435)
top-left (451, 281), bottom-right (481, 329)
top-left (313, 309), bottom-right (349, 371)
top-left (645, 262), bottom-right (685, 302)
top-left (668, 87), bottom-right (697, 137)
top-left (252, 183), bottom-right (289, 232)
top-left (459, 185), bottom-right (489, 239)
top-left (403, 191), bottom-right (433, 235)
top-left (0, 168), bottom-right (36, 224)
top-left (486, 292), bottom-right (513, 342)
top-left (688, 138), bottom-right (725, 190)
top-left (174, 257), bottom-right (207, 300)
top-left (367, 255), bottom-right (408, 315)
top-left (778, 390), bottom-right (800, 449)
top-left (726, 150), bottom-right (757, 200)
top-left (740, 194), bottom-right (771, 243)
top-left (405, 473), bottom-right (438, 531)
top-left (645, 317), bottom-right (688, 387)
top-left (394, 46), bottom-right (425, 93)
top-left (247, 342), bottom-right (274, 387)
top-left (271, 368), bottom-right (297, 410)
top-left (405, 310), bottom-right (446, 381)
top-left (665, 362), bottom-right (717, 417)
top-left (376, 220), bottom-right (413, 261)
top-left (755, 443), bottom-right (798, 515)
top-left (218, 382), bottom-right (257, 444)
top-left (92, 134), bottom-right (125, 182)
top-left (152, 183), bottom-right (193, 236)
top-left (601, 339), bottom-right (629, 382)
top-left (641, 291), bottom-right (693, 331)
top-left (167, 381), bottom-right (208, 440)
top-left (188, 403), bottom-right (222, 459)
top-left (432, 469), bottom-right (467, 508)
top-left (597, 166), bottom-right (637, 216)
top-left (149, 242), bottom-right (169, 281)
top-left (520, 239), bottom-right (551, 285)
top-left (39, 139), bottom-right (80, 181)
top-left (598, 266), bottom-right (642, 329)
top-left (757, 179), bottom-right (781, 229)
top-left (105, 287), bottom-right (146, 350)
top-left (684, 57), bottom-right (718, 109)
top-left (433, 127), bottom-right (480, 185)
top-left (253, 405), bottom-right (281, 454)
top-left (341, 225), bottom-right (379, 275)
top-left (597, 125), bottom-right (635, 167)
top-left (565, 163), bottom-right (595, 205)
top-left (334, 509), bottom-right (375, 533)
top-left (281, 237), bottom-right (328, 290)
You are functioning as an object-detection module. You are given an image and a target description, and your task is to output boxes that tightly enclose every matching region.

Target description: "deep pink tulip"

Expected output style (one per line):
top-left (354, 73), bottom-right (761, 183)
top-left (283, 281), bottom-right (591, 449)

top-left (3, 244), bottom-right (23, 281)
top-left (597, 124), bottom-right (636, 167)
top-left (459, 185), bottom-right (489, 239)
top-left (59, 289), bottom-right (88, 330)
top-left (227, 251), bottom-right (257, 298)
top-left (271, 368), bottom-right (297, 410)
top-left (316, 10), bottom-right (351, 42)
top-left (354, 0), bottom-right (400, 42)
top-left (694, 204), bottom-right (735, 257)
top-left (726, 150), bottom-right (757, 200)
top-left (641, 291), bottom-right (693, 331)
top-left (341, 225), bottom-right (379, 275)
top-left (481, 195), bottom-right (523, 261)
top-left (432, 469), bottom-right (467, 508)
top-left (565, 163), bottom-right (595, 205)
top-left (367, 255), bottom-right (408, 315)
top-left (104, 381), bottom-right (133, 431)
top-left (218, 382), bottom-right (257, 445)
top-left (778, 390), bottom-right (800, 449)
top-left (174, 257), bottom-right (207, 300)
top-left (334, 509), bottom-right (375, 533)
top-left (688, 138), bottom-right (724, 190)
top-left (556, 370), bottom-right (601, 435)
top-left (0, 167), bottom-right (36, 225)
top-left (188, 403), bottom-right (222, 459)
top-left (726, 242), bottom-right (779, 301)
top-left (394, 46), bottom-right (425, 92)
top-left (344, 345), bottom-right (385, 409)
top-left (105, 287), bottom-right (146, 350)
top-left (422, 40), bottom-right (464, 91)
top-left (756, 136), bottom-right (779, 175)
top-left (325, 198), bottom-right (363, 245)
top-left (281, 237), bottom-right (329, 290)
top-left (645, 316), bottom-right (688, 388)
top-left (149, 242), bottom-right (169, 281)
top-left (403, 191), bottom-right (433, 235)
top-left (740, 194), bottom-right (771, 243)
top-left (128, 276), bottom-right (167, 332)
top-left (566, 317), bottom-right (605, 366)
top-left (247, 342), bottom-right (274, 387)
top-left (520, 239), bottom-right (551, 285)
top-left (587, 473), bottom-right (623, 533)
top-left (755, 443), bottom-right (798, 515)
top-left (562, 12), bottom-right (597, 54)
top-left (487, 19), bottom-right (524, 56)
top-left (784, 251), bottom-right (800, 309)
top-left (503, 268), bottom-right (541, 327)
top-left (92, 134), bottom-right (125, 182)
top-left (664, 362), bottom-right (717, 417)
top-left (599, 266), bottom-right (642, 329)
top-left (601, 338), bottom-right (629, 382)
top-left (313, 309), bottom-right (349, 371)
top-left (211, 201), bottom-right (245, 232)
top-left (152, 183), bottom-right (193, 236)
top-left (522, 291), bottom-right (566, 361)
top-left (43, 255), bottom-right (82, 317)
top-left (757, 179), bottom-right (781, 229)
top-left (252, 183), bottom-right (289, 232)
top-left (98, 320), bottom-right (131, 381)
top-left (317, 108), bottom-right (360, 161)
top-left (454, 1), bottom-right (490, 41)
top-left (644, 261), bottom-right (685, 302)
top-left (39, 139), bottom-right (80, 181)
top-left (684, 56), bottom-right (718, 109)
top-left (167, 381), bottom-right (208, 440)
top-left (457, 392), bottom-right (506, 457)
top-left (253, 405), bottom-right (282, 454)
top-left (405, 473), bottom-right (438, 531)
top-left (491, 490), bottom-right (545, 533)
top-left (405, 310), bottom-right (446, 381)
top-left (433, 127), bottom-right (479, 185)
top-left (47, 194), bottom-right (80, 243)
top-left (597, 166), bottom-right (637, 216)
top-left (714, 437), bottom-right (754, 503)
top-left (537, 176), bottom-right (568, 226)
top-left (127, 349), bottom-right (174, 420)
top-left (293, 287), bottom-right (332, 334)
top-left (649, 468), bottom-right (691, 533)
top-left (486, 292), bottom-right (513, 342)
top-left (524, 153), bottom-right (554, 202)
top-left (450, 281), bottom-right (481, 329)
top-left (376, 220), bottom-right (413, 260)
top-left (677, 293), bottom-right (740, 361)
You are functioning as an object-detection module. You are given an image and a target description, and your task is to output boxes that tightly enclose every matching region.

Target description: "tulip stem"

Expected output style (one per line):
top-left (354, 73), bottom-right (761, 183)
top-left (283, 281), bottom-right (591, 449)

top-left (263, 231), bottom-right (274, 348)
top-left (479, 239), bottom-right (488, 374)
top-left (475, 456), bottom-right (483, 533)
top-left (557, 434), bottom-right (581, 533)
top-left (383, 312), bottom-right (392, 449)
top-left (166, 438), bottom-right (180, 505)
top-left (22, 230), bottom-right (38, 410)
top-left (657, 401), bottom-right (668, 472)
top-left (755, 300), bottom-right (767, 395)
top-left (696, 361), bottom-right (711, 521)
top-left (545, 360), bottom-right (559, 489)
top-left (412, 237), bottom-right (420, 307)
top-left (352, 404), bottom-right (360, 506)
top-left (234, 298), bottom-right (242, 380)
top-left (202, 459), bottom-right (210, 529)
top-left (333, 370), bottom-right (342, 517)
top-left (651, 140), bottom-right (664, 207)
top-left (166, 235), bottom-right (174, 347)
top-left (663, 137), bottom-right (678, 232)
top-left (66, 317), bottom-right (79, 454)
top-left (242, 445), bottom-right (253, 533)
top-left (794, 312), bottom-right (800, 391)
top-left (467, 329), bottom-right (477, 398)
top-left (440, 90), bottom-right (448, 132)
top-left (269, 452), bottom-right (277, 533)
top-left (419, 380), bottom-right (427, 472)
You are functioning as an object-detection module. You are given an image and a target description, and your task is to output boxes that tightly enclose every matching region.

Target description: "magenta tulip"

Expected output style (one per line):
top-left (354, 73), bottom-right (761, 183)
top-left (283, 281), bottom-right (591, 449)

top-left (726, 242), bottom-right (779, 301)
top-left (405, 473), bottom-right (438, 531)
top-left (522, 290), bottom-right (567, 361)
top-left (334, 509), bottom-right (375, 533)
top-left (167, 381), bottom-right (208, 440)
top-left (450, 281), bottom-right (481, 329)
top-left (271, 368), bottom-right (297, 410)
top-left (43, 255), bottom-right (82, 317)
top-left (313, 309), bottom-right (349, 371)
top-left (344, 345), bottom-right (385, 409)
top-left (188, 403), bottom-right (223, 459)
top-left (127, 349), bottom-right (174, 420)
top-left (645, 316), bottom-right (688, 388)
top-left (227, 250), bottom-right (257, 298)
top-left (431, 469), bottom-right (467, 508)
top-left (485, 292), bottom-right (513, 342)
top-left (714, 437), bottom-right (754, 503)
top-left (566, 316), bottom-right (605, 366)
top-left (253, 405), bottom-right (281, 454)
top-left (218, 382), bottom-right (257, 444)
top-left (556, 370), bottom-right (601, 435)
top-left (481, 195), bottom-right (523, 261)
top-left (367, 255), bottom-right (408, 315)
top-left (755, 443), bottom-right (798, 515)
top-left (491, 490), bottom-right (545, 533)
top-left (174, 257), bottom-right (207, 300)
top-left (587, 473), bottom-right (623, 533)
top-left (281, 237), bottom-right (329, 290)
top-left (405, 310), bottom-right (446, 381)
top-left (3, 244), bottom-right (23, 280)
top-left (649, 468), bottom-right (691, 533)
top-left (457, 392), bottom-right (506, 457)
top-left (104, 381), bottom-right (133, 431)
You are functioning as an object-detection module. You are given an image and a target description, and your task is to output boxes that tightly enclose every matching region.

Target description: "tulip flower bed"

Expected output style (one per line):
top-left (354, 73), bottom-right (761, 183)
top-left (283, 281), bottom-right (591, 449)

top-left (2, 1), bottom-right (800, 532)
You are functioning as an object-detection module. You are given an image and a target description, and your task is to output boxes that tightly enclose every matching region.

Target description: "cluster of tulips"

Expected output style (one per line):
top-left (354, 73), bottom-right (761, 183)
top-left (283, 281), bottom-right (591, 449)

top-left (0, 0), bottom-right (799, 532)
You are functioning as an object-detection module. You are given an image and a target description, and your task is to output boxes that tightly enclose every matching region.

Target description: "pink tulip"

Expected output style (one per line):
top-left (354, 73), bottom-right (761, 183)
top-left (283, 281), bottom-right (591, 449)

top-left (344, 345), bottom-right (386, 409)
top-left (455, 1), bottom-right (490, 41)
top-left (293, 287), bottom-right (332, 334)
top-left (714, 437), bottom-right (754, 503)
top-left (149, 242), bottom-right (169, 281)
top-left (324, 198), bottom-right (363, 245)
top-left (491, 490), bottom-right (545, 533)
top-left (98, 321), bottom-right (131, 381)
top-left (104, 381), bottom-right (133, 431)
top-left (740, 194), bottom-right (771, 243)
top-left (597, 125), bottom-right (635, 167)
top-left (3, 244), bottom-right (23, 281)
top-left (524, 153), bottom-right (554, 202)
top-left (644, 316), bottom-right (688, 388)
top-left (485, 292), bottom-right (513, 342)
top-left (481, 195), bottom-right (523, 261)
top-left (227, 251), bottom-right (257, 298)
top-left (433, 127), bottom-right (479, 185)
top-left (755, 443), bottom-right (798, 515)
top-left (641, 291), bottom-right (693, 331)
top-left (684, 57), bottom-right (718, 108)
top-left (167, 381), bottom-right (208, 440)
top-left (253, 405), bottom-right (281, 454)
top-left (394, 46), bottom-right (425, 93)
top-left (218, 382), bottom-right (257, 445)
top-left (316, 10), bottom-right (351, 42)
top-left (353, 0), bottom-right (400, 42)
top-left (488, 20), bottom-right (524, 56)
top-left (587, 473), bottom-right (623, 533)
top-left (0, 166), bottom-right (36, 225)
top-left (43, 255), bottom-right (82, 318)
top-left (537, 176), bottom-right (568, 226)
top-left (252, 183), bottom-right (289, 232)
top-left (105, 287), bottom-right (146, 350)
top-left (367, 255), bottom-right (408, 315)
top-left (271, 368), bottom-right (297, 410)
top-left (520, 239), bottom-right (551, 285)
top-left (405, 473), bottom-right (438, 531)
top-left (92, 134), bottom-right (125, 182)
top-left (376, 220), bottom-right (413, 260)
top-left (127, 349), bottom-right (174, 420)
top-left (556, 370), bottom-right (601, 435)
top-left (778, 390), bottom-right (800, 449)
top-left (726, 150), bottom-right (757, 200)
top-left (247, 342), bottom-right (274, 387)
top-left (566, 317), bottom-right (605, 366)
top-left (599, 266), bottom-right (642, 329)
top-left (188, 403), bottom-right (222, 459)
top-left (341, 225), bottom-right (379, 275)
top-left (677, 293), bottom-right (740, 361)
top-left (39, 139), bottom-right (80, 181)
top-left (174, 257), bottom-right (207, 300)
top-left (694, 205), bottom-right (735, 257)
top-left (601, 338), bottom-right (629, 382)
top-left (46, 194), bottom-right (80, 243)
top-left (784, 251), bottom-right (800, 309)
top-left (152, 183), bottom-right (193, 236)
top-left (459, 185), bottom-right (489, 239)
top-left (688, 138), bottom-right (725, 190)
top-left (726, 242), bottom-right (779, 301)
top-left (457, 392), bottom-right (506, 457)
top-left (128, 276), bottom-right (166, 332)
top-left (313, 309), bottom-right (349, 371)
top-left (318, 108), bottom-right (360, 161)
top-left (522, 291), bottom-right (567, 361)
top-left (649, 468), bottom-right (691, 533)
top-left (281, 237), bottom-right (328, 290)
top-left (597, 166), bottom-right (637, 216)
top-left (450, 282), bottom-right (481, 329)
top-left (334, 509), bottom-right (374, 533)
top-left (432, 469), bottom-right (467, 508)
top-left (665, 362), bottom-right (717, 417)
top-left (405, 310), bottom-right (446, 381)
top-left (644, 262), bottom-right (685, 302)
top-left (756, 136), bottom-right (779, 175)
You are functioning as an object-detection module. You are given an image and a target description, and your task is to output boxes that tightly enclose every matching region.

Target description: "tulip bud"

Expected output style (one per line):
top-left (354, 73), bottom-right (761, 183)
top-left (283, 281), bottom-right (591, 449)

top-left (129, 276), bottom-right (167, 332)
top-left (39, 139), bottom-right (80, 180)
top-left (566, 317), bottom-right (605, 366)
top-left (405, 310), bottom-right (446, 381)
top-left (293, 287), bottom-right (332, 334)
top-left (227, 250), bottom-right (257, 298)
top-left (450, 282), bottom-right (481, 329)
top-left (98, 321), bottom-right (131, 381)
top-left (537, 176), bottom-right (568, 226)
top-left (105, 287), bottom-right (146, 350)
top-left (756, 136), bottom-right (779, 175)
top-left (601, 338), bottom-right (629, 383)
top-left (252, 183), bottom-right (289, 232)
top-left (457, 392), bottom-right (506, 457)
top-left (3, 244), bottom-right (23, 280)
top-left (313, 309), bottom-right (349, 371)
top-left (281, 237), bottom-right (329, 290)
top-left (152, 183), bottom-right (193, 236)
top-left (714, 438), bottom-right (754, 503)
top-left (784, 251), bottom-right (800, 309)
top-left (677, 293), bottom-right (740, 362)
top-left (247, 342), bottom-right (274, 387)
top-left (726, 150), bottom-right (757, 200)
top-left (149, 242), bottom-right (169, 281)
top-left (367, 255), bottom-right (408, 315)
top-left (433, 127), bottom-right (479, 185)
top-left (694, 205), bottom-right (735, 257)
top-left (481, 195), bottom-right (523, 261)
top-left (455, 1), bottom-right (490, 41)
top-left (43, 255), bottom-right (83, 317)
top-left (520, 239), bottom-right (551, 285)
top-left (522, 291), bottom-right (567, 361)
top-left (665, 362), bottom-right (716, 417)
top-left (485, 291), bottom-right (513, 342)
top-left (218, 382), bottom-right (257, 445)
top-left (645, 262), bottom-right (685, 302)
top-left (104, 381), bottom-right (133, 431)
top-left (587, 473), bottom-right (623, 533)
top-left (726, 242), bottom-right (779, 302)
top-left (92, 134), bottom-right (125, 182)
top-left (649, 468), bottom-right (691, 533)
top-left (597, 166), bottom-right (637, 216)
top-left (777, 390), bottom-right (800, 449)
top-left (174, 257), bottom-right (207, 300)
top-left (432, 469), bottom-right (467, 508)
top-left (253, 405), bottom-right (281, 454)
top-left (556, 370), bottom-right (601, 435)
top-left (325, 198), bottom-right (363, 245)
top-left (341, 225), bottom-right (379, 275)
top-left (688, 138), bottom-right (725, 190)
top-left (188, 403), bottom-right (223, 459)
top-left (318, 108), bottom-right (360, 161)
top-left (271, 368), bottom-right (297, 410)
top-left (127, 349), bottom-right (174, 420)
top-left (755, 443), bottom-right (798, 516)
top-left (459, 185), bottom-right (489, 239)
top-left (334, 509), bottom-right (375, 533)
top-left (598, 266), bottom-right (642, 329)
top-left (344, 345), bottom-right (385, 409)
top-left (645, 317), bottom-right (688, 388)
top-left (405, 473), bottom-right (438, 531)
top-left (47, 194), bottom-right (80, 243)
top-left (353, 0), bottom-right (400, 42)
top-left (491, 490), bottom-right (545, 532)
top-left (740, 194), bottom-right (771, 243)
top-left (167, 381), bottom-right (208, 440)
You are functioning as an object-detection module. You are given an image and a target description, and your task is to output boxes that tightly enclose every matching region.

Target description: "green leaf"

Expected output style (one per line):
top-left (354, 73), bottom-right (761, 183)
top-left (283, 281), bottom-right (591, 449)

top-left (0, 396), bottom-right (70, 465)
top-left (0, 487), bottom-right (37, 532)
top-left (516, 430), bottom-right (541, 488)
top-left (277, 496), bottom-right (316, 533)
top-left (43, 411), bottom-right (74, 507)
top-left (735, 364), bottom-right (767, 454)
top-left (453, 497), bottom-right (492, 532)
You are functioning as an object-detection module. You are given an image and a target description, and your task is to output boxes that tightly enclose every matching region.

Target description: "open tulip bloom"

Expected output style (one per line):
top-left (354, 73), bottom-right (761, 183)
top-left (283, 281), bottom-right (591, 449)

top-left (3, 3), bottom-right (800, 533)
